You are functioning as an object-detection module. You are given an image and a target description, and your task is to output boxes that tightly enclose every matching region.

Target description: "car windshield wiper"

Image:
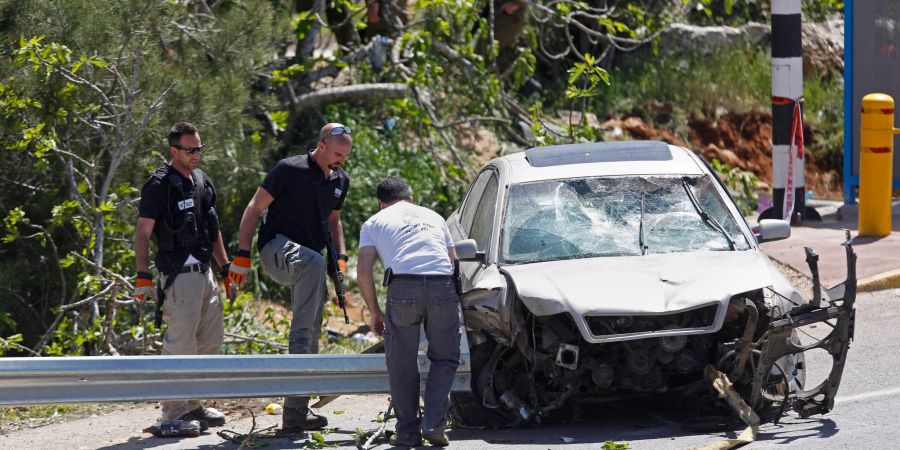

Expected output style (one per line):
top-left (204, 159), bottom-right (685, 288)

top-left (681, 177), bottom-right (735, 250)
top-left (639, 191), bottom-right (648, 255)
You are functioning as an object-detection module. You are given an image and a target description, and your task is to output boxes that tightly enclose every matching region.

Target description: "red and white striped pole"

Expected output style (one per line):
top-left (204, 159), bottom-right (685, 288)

top-left (770, 0), bottom-right (806, 223)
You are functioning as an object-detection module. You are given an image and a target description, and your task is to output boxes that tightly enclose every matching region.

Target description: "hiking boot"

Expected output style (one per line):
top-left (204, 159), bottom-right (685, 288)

top-left (389, 433), bottom-right (422, 447)
top-left (179, 407), bottom-right (226, 431)
top-left (422, 429), bottom-right (449, 447)
top-left (282, 407), bottom-right (328, 431)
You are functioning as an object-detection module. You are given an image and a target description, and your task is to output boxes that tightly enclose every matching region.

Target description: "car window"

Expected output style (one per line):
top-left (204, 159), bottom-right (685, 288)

top-left (468, 173), bottom-right (499, 250)
top-left (460, 170), bottom-right (493, 234)
top-left (688, 177), bottom-right (747, 244)
top-left (501, 175), bottom-right (751, 264)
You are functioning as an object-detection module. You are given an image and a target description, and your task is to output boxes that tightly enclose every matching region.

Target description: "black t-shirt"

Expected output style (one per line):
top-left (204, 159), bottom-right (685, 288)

top-left (139, 165), bottom-right (219, 273)
top-left (257, 153), bottom-right (350, 253)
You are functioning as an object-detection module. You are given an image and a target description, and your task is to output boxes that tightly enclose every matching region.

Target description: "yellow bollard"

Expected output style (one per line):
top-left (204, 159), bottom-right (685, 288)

top-left (859, 93), bottom-right (897, 237)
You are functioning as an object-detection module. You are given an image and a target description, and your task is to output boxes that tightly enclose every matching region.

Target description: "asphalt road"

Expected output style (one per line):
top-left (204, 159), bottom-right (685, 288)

top-left (1, 288), bottom-right (897, 450)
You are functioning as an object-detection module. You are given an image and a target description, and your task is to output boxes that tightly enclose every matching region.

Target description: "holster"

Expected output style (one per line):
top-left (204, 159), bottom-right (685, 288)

top-left (154, 271), bottom-right (179, 328)
top-left (453, 259), bottom-right (462, 295)
top-left (382, 268), bottom-right (393, 287)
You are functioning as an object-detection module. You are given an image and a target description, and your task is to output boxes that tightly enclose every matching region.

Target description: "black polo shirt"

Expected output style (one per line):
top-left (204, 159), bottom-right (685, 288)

top-left (257, 153), bottom-right (350, 253)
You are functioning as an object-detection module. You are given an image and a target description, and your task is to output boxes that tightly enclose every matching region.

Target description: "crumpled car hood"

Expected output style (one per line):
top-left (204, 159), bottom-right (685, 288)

top-left (502, 250), bottom-right (779, 342)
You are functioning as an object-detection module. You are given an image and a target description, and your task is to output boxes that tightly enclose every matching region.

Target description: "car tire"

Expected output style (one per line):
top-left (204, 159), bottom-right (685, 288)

top-left (449, 338), bottom-right (513, 428)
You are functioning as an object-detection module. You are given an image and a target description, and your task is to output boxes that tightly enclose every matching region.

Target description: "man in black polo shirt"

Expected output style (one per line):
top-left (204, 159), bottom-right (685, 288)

top-left (229, 123), bottom-right (351, 431)
top-left (134, 122), bottom-right (230, 431)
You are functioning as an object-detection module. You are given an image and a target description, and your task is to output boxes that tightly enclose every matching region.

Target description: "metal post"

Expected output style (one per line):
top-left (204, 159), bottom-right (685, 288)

top-left (859, 93), bottom-right (897, 236)
top-left (843, 0), bottom-right (856, 204)
top-left (770, 0), bottom-right (805, 223)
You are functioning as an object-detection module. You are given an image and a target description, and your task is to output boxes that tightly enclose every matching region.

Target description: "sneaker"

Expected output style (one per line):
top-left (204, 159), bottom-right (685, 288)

top-left (389, 433), bottom-right (422, 447)
top-left (179, 407), bottom-right (226, 431)
top-left (422, 429), bottom-right (449, 447)
top-left (145, 419), bottom-right (202, 437)
top-left (282, 407), bottom-right (328, 430)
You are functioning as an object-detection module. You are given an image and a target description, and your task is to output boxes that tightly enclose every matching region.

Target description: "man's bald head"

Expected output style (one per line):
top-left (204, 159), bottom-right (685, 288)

top-left (319, 123), bottom-right (352, 143)
top-left (313, 122), bottom-right (353, 174)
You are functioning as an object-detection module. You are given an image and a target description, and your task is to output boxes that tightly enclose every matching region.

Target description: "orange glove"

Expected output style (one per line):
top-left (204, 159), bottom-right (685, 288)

top-left (134, 272), bottom-right (154, 302)
top-left (220, 263), bottom-right (238, 303)
top-left (227, 250), bottom-right (252, 288)
top-left (337, 254), bottom-right (348, 274)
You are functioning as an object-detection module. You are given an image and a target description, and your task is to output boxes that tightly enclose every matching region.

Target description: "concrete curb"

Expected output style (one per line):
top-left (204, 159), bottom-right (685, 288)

top-left (858, 268), bottom-right (900, 293)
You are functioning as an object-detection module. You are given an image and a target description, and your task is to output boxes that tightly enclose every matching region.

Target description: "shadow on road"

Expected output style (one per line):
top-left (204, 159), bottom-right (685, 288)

top-left (447, 400), bottom-right (720, 447)
top-left (96, 435), bottom-right (223, 450)
top-left (96, 429), bottom-right (362, 450)
top-left (756, 416), bottom-right (839, 445)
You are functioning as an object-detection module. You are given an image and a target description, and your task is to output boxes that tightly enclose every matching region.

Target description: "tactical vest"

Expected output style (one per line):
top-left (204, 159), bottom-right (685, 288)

top-left (147, 166), bottom-right (219, 272)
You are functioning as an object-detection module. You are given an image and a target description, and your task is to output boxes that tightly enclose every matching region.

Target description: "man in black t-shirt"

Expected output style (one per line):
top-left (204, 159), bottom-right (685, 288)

top-left (134, 122), bottom-right (231, 431)
top-left (229, 123), bottom-right (352, 431)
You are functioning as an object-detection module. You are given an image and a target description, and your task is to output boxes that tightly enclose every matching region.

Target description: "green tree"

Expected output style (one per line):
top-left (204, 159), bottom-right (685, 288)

top-left (1, 0), bottom-right (707, 355)
top-left (0, 0), bottom-right (288, 355)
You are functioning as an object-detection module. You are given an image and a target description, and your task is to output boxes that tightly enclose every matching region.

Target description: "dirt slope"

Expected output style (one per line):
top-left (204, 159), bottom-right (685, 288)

top-left (601, 113), bottom-right (841, 199)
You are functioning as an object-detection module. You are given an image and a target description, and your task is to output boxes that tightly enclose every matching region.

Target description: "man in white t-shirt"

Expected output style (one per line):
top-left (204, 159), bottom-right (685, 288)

top-left (357, 176), bottom-right (461, 447)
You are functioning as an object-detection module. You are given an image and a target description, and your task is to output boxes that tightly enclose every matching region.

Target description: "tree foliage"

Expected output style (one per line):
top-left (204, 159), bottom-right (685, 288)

top-left (1, 0), bottom-right (288, 355)
top-left (1, 0), bottom-right (843, 356)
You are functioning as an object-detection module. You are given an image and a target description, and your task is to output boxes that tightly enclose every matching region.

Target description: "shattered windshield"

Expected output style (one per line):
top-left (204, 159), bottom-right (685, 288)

top-left (501, 175), bottom-right (751, 264)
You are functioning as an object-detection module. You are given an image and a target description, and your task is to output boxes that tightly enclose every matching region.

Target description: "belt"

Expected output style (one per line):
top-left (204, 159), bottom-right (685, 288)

top-left (390, 273), bottom-right (454, 282)
top-left (179, 263), bottom-right (210, 274)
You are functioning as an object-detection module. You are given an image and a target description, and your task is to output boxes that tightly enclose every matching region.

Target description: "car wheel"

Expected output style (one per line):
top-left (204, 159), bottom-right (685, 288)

top-left (449, 337), bottom-right (515, 428)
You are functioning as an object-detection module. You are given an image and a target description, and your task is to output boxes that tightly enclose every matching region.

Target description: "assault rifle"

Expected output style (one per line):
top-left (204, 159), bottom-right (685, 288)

top-left (322, 220), bottom-right (350, 324)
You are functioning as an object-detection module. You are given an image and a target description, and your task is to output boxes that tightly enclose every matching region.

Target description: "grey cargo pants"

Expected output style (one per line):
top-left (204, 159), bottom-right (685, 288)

top-left (385, 277), bottom-right (462, 439)
top-left (260, 234), bottom-right (328, 411)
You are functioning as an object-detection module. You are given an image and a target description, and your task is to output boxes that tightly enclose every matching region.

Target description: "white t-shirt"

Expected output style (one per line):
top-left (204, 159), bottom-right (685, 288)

top-left (359, 201), bottom-right (454, 275)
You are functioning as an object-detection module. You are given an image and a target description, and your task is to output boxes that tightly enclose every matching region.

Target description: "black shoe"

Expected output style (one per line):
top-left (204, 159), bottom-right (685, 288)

top-left (422, 429), bottom-right (449, 446)
top-left (389, 433), bottom-right (422, 447)
top-left (145, 419), bottom-right (202, 437)
top-left (282, 407), bottom-right (328, 430)
top-left (179, 407), bottom-right (226, 431)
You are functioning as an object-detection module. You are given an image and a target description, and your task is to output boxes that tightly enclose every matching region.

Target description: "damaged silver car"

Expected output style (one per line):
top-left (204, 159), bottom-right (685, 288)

top-left (447, 141), bottom-right (856, 427)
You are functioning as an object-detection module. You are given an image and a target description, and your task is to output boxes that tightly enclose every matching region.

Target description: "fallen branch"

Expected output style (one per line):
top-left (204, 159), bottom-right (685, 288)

top-left (60, 281), bottom-right (119, 312)
top-left (224, 332), bottom-right (288, 350)
top-left (1, 337), bottom-right (41, 357)
top-left (70, 251), bottom-right (134, 290)
top-left (432, 41), bottom-right (477, 77)
top-left (237, 406), bottom-right (257, 450)
top-left (692, 366), bottom-right (760, 450)
top-left (359, 403), bottom-right (394, 450)
top-left (291, 83), bottom-right (408, 113)
top-left (433, 116), bottom-right (512, 129)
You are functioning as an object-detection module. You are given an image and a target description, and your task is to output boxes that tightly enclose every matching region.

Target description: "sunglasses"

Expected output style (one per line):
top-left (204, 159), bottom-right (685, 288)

top-left (172, 144), bottom-right (206, 155)
top-left (327, 126), bottom-right (352, 137)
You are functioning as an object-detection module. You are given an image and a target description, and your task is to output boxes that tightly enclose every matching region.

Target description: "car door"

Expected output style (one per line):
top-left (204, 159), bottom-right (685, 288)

top-left (459, 169), bottom-right (498, 289)
top-left (449, 169), bottom-right (494, 241)
top-left (455, 169), bottom-right (515, 343)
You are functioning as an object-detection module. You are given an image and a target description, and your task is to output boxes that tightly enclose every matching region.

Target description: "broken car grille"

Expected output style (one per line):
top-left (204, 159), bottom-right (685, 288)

top-left (585, 303), bottom-right (720, 337)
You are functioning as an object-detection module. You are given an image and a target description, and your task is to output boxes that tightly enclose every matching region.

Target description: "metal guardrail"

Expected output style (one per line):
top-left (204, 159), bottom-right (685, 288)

top-left (0, 352), bottom-right (471, 407)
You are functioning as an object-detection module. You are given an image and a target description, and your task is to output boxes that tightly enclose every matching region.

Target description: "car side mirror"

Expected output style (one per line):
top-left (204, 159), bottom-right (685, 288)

top-left (455, 239), bottom-right (486, 263)
top-left (756, 219), bottom-right (791, 243)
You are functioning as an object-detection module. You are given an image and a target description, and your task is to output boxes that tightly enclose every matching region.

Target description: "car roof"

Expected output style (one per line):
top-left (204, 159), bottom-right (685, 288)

top-left (496, 141), bottom-right (706, 184)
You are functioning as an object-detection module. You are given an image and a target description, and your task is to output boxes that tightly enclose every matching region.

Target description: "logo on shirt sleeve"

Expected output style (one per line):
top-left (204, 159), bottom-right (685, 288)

top-left (334, 188), bottom-right (342, 197)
